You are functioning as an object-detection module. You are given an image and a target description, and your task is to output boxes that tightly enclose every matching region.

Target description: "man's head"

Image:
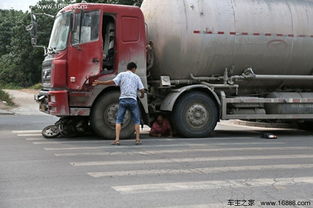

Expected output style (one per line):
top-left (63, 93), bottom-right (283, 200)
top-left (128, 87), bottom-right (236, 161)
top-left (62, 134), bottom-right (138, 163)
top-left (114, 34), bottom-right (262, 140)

top-left (127, 62), bottom-right (137, 72)
top-left (156, 115), bottom-right (164, 125)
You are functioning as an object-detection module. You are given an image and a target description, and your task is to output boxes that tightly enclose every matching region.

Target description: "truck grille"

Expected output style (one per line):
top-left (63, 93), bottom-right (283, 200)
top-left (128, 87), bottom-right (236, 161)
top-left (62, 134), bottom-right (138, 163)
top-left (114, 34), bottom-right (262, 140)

top-left (42, 58), bottom-right (53, 89)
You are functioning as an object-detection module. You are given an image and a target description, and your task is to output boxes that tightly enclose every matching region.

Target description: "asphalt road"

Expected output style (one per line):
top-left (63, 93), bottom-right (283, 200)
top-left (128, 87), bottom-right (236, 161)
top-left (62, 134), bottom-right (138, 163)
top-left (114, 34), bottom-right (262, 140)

top-left (1, 114), bottom-right (313, 208)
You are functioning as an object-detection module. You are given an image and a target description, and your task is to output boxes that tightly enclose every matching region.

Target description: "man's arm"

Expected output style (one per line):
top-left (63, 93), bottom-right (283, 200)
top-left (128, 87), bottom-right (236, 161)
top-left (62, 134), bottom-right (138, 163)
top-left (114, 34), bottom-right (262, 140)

top-left (92, 80), bottom-right (116, 86)
top-left (139, 89), bottom-right (145, 99)
top-left (137, 76), bottom-right (145, 99)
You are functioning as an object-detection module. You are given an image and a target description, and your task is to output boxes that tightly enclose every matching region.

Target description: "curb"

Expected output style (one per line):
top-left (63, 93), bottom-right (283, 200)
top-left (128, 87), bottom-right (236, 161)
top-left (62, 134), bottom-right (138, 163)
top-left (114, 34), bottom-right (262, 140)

top-left (0, 109), bottom-right (15, 115)
top-left (232, 120), bottom-right (295, 129)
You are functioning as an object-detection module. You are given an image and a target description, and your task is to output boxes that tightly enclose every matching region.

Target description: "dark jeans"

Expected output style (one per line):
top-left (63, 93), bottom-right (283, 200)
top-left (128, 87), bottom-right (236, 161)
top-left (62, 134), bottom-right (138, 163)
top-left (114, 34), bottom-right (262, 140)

top-left (116, 98), bottom-right (140, 125)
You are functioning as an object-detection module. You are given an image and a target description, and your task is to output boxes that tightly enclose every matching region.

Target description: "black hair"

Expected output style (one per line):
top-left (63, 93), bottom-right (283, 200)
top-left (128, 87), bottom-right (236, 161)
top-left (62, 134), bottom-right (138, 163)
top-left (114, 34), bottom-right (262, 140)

top-left (127, 62), bottom-right (137, 70)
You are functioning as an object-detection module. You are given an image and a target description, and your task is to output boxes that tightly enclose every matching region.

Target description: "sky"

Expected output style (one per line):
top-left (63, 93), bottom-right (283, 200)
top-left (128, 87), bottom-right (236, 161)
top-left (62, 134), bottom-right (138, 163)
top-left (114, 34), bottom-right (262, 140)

top-left (0, 0), bottom-right (39, 11)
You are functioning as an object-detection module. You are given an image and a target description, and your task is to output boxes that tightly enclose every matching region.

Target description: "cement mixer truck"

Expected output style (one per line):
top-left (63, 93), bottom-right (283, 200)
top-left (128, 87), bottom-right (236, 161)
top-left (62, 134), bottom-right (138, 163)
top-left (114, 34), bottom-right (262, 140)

top-left (31, 0), bottom-right (313, 138)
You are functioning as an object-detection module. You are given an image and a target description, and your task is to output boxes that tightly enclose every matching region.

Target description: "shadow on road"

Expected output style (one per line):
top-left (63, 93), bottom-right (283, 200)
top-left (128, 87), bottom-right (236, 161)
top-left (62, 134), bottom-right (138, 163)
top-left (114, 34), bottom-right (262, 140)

top-left (213, 129), bottom-right (312, 138)
top-left (40, 128), bottom-right (313, 142)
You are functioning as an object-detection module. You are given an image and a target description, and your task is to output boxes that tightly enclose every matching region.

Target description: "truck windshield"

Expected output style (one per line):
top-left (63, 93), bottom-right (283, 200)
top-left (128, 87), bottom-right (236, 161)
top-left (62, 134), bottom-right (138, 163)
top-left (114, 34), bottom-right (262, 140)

top-left (48, 12), bottom-right (71, 52)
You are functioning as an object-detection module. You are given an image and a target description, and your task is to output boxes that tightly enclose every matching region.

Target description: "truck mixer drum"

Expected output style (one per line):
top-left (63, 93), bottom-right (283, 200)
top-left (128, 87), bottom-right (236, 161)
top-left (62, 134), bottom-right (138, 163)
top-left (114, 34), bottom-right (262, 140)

top-left (142, 0), bottom-right (313, 91)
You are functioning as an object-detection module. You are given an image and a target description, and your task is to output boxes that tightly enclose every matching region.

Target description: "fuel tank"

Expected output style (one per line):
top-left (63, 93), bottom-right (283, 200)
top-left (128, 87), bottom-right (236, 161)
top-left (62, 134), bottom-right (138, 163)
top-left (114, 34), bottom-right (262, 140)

top-left (141, 0), bottom-right (313, 91)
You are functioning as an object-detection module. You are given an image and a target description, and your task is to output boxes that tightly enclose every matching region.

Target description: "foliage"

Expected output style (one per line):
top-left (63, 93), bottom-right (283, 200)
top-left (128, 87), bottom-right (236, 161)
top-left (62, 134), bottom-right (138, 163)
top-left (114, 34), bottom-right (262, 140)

top-left (0, 0), bottom-right (142, 88)
top-left (28, 83), bottom-right (43, 89)
top-left (0, 9), bottom-right (45, 87)
top-left (0, 89), bottom-right (15, 106)
top-left (0, 82), bottom-right (23, 89)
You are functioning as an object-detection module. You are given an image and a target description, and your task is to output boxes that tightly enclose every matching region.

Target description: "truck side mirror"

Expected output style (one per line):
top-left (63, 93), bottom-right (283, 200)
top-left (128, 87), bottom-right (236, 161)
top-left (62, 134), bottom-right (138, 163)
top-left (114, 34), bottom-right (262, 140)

top-left (31, 14), bottom-right (37, 22)
top-left (26, 12), bottom-right (51, 53)
top-left (26, 13), bottom-right (38, 38)
top-left (31, 37), bottom-right (37, 46)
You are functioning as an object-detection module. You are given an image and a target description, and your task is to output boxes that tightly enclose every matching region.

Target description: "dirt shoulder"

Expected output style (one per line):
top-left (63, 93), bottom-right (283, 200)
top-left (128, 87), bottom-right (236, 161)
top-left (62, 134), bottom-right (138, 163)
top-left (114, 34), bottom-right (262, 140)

top-left (0, 101), bottom-right (13, 111)
top-left (19, 89), bottom-right (40, 94)
top-left (1, 89), bottom-right (43, 115)
top-left (0, 89), bottom-right (14, 114)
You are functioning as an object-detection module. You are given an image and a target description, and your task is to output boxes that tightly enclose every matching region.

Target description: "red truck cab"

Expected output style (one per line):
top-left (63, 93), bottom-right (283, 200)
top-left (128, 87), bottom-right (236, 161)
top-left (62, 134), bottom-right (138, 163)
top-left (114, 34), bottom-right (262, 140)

top-left (36, 3), bottom-right (148, 138)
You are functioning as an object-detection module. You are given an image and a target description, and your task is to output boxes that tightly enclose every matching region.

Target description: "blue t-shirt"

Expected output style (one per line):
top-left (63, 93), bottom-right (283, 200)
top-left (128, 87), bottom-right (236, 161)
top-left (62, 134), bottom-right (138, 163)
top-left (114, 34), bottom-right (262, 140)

top-left (113, 71), bottom-right (144, 100)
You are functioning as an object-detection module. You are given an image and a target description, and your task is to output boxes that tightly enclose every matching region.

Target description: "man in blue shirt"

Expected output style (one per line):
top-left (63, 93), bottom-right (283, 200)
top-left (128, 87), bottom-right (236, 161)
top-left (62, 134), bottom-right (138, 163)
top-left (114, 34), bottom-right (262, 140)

top-left (92, 62), bottom-right (145, 145)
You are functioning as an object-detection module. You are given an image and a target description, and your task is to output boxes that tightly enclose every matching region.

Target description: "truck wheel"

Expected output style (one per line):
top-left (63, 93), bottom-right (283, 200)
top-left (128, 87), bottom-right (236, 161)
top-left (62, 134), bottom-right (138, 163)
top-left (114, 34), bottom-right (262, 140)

top-left (91, 92), bottom-right (134, 139)
top-left (172, 92), bottom-right (218, 137)
top-left (297, 121), bottom-right (313, 131)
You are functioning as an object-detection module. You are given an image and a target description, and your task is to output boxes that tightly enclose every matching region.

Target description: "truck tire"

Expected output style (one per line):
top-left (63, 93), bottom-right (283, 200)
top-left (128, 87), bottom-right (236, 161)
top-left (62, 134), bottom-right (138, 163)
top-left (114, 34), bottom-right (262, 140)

top-left (172, 92), bottom-right (218, 137)
top-left (297, 121), bottom-right (313, 131)
top-left (91, 92), bottom-right (134, 139)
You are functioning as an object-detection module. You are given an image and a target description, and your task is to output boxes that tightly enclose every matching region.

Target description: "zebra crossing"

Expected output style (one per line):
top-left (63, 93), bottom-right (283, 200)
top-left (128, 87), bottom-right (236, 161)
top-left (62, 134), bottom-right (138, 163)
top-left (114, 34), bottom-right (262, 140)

top-left (12, 129), bottom-right (313, 207)
top-left (70, 154), bottom-right (313, 167)
top-left (112, 177), bottom-right (313, 194)
top-left (87, 164), bottom-right (313, 178)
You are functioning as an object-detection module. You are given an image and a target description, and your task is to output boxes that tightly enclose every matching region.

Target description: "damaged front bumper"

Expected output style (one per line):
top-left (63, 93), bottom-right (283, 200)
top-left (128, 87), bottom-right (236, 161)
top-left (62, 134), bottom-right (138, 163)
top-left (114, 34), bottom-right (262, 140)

top-left (35, 90), bottom-right (70, 116)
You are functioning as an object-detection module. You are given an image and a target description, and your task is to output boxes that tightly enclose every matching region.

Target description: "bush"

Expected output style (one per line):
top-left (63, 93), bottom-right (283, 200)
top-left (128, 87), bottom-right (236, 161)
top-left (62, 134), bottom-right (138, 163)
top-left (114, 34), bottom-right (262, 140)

top-left (28, 83), bottom-right (42, 89)
top-left (0, 83), bottom-right (22, 89)
top-left (0, 89), bottom-right (15, 106)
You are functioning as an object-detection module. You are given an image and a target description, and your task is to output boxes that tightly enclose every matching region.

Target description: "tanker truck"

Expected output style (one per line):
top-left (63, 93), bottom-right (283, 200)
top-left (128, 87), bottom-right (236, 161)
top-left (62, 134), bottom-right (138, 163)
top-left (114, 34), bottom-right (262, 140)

top-left (31, 0), bottom-right (313, 138)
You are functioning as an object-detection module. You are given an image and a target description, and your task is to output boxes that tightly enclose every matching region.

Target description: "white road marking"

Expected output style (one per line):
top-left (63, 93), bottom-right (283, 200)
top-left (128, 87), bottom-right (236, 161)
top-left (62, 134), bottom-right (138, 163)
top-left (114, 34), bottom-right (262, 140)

top-left (217, 121), bottom-right (296, 131)
top-left (71, 154), bottom-right (313, 167)
top-left (46, 146), bottom-right (134, 151)
top-left (12, 130), bottom-right (42, 134)
top-left (33, 137), bottom-right (261, 145)
top-left (149, 137), bottom-right (256, 141)
top-left (34, 141), bottom-right (107, 145)
top-left (54, 151), bottom-right (132, 157)
top-left (112, 177), bottom-right (313, 194)
top-left (88, 163), bottom-right (313, 178)
top-left (44, 142), bottom-right (284, 151)
top-left (17, 133), bottom-right (42, 137)
top-left (54, 146), bottom-right (313, 157)
top-left (26, 138), bottom-right (45, 141)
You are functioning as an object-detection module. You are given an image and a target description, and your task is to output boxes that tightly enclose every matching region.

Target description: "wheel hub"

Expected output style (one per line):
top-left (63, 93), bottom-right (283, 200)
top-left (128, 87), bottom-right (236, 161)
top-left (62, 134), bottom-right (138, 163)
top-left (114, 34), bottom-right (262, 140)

top-left (186, 104), bottom-right (209, 128)
top-left (42, 125), bottom-right (60, 138)
top-left (45, 127), bottom-right (58, 136)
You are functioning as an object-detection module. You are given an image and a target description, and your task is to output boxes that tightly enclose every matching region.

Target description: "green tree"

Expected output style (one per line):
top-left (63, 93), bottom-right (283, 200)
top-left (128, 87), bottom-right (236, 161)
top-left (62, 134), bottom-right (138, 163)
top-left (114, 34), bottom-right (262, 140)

top-left (0, 9), bottom-right (42, 87)
top-left (0, 0), bottom-right (71, 87)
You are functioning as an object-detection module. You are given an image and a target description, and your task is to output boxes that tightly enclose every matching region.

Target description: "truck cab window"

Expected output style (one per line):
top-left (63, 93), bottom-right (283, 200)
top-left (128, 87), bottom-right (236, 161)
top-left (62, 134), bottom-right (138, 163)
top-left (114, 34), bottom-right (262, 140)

top-left (48, 12), bottom-right (71, 51)
top-left (102, 15), bottom-right (115, 73)
top-left (72, 10), bottom-right (100, 45)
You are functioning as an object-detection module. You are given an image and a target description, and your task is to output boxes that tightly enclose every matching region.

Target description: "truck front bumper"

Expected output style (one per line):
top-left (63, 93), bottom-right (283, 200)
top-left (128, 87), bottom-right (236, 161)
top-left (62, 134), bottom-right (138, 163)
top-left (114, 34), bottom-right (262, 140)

top-left (35, 90), bottom-right (70, 116)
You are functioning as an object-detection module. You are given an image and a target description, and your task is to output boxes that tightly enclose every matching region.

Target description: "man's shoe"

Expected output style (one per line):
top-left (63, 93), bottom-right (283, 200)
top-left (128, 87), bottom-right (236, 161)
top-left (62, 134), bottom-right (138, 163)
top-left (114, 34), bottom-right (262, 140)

top-left (112, 140), bottom-right (121, 145)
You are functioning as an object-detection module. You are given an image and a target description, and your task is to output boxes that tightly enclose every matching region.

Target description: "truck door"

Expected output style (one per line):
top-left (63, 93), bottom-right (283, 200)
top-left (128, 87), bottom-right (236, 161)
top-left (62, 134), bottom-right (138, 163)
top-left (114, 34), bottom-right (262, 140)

top-left (68, 10), bottom-right (101, 90)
